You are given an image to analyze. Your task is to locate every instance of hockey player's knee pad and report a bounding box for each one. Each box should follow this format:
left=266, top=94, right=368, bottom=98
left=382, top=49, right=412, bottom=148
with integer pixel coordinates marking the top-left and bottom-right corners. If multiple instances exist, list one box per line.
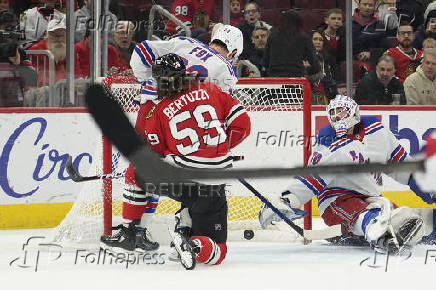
left=191, top=236, right=227, bottom=265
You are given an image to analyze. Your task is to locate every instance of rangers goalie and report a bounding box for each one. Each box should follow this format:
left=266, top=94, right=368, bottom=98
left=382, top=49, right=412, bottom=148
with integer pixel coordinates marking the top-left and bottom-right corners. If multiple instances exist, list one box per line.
left=259, top=95, right=436, bottom=253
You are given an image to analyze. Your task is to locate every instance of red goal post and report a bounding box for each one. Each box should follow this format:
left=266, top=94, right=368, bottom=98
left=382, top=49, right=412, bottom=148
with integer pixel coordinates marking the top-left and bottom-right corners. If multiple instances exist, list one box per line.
left=100, top=76, right=313, bottom=235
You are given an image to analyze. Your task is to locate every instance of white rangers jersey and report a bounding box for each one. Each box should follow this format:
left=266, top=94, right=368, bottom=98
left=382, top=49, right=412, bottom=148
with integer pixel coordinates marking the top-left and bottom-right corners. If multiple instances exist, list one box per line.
left=20, top=8, right=65, bottom=43
left=285, top=116, right=410, bottom=215
left=130, top=36, right=238, bottom=102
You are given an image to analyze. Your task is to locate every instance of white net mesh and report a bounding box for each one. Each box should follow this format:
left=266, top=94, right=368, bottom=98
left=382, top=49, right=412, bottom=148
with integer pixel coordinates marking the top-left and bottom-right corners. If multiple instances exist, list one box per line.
left=51, top=76, right=311, bottom=247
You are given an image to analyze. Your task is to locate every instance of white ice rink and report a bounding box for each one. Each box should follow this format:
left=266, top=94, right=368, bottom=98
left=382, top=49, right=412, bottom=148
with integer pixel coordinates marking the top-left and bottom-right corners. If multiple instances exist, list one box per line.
left=1, top=227, right=435, bottom=290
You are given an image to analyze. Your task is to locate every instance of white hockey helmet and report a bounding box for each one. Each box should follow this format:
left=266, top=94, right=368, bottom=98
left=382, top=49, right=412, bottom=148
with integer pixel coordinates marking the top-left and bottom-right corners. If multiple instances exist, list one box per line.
left=210, top=24, right=244, bottom=61
left=326, top=95, right=360, bottom=136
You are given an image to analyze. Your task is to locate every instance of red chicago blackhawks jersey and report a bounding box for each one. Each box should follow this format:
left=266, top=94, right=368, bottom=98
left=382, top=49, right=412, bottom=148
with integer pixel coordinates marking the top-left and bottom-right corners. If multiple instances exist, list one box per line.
left=125, top=82, right=250, bottom=185
left=386, top=46, right=423, bottom=83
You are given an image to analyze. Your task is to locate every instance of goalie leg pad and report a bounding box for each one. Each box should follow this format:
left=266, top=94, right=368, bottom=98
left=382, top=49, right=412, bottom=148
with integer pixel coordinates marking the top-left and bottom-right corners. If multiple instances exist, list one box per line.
left=191, top=236, right=227, bottom=265
left=321, top=194, right=369, bottom=234
left=390, top=207, right=424, bottom=247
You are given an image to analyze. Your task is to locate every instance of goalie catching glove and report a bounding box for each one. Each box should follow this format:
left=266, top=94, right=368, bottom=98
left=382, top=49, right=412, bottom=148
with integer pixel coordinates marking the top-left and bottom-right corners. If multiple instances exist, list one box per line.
left=258, top=191, right=307, bottom=229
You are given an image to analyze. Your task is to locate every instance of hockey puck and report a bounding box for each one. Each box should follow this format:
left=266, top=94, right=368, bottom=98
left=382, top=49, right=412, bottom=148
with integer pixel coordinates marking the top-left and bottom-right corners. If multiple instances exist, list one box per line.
left=244, top=230, right=254, bottom=240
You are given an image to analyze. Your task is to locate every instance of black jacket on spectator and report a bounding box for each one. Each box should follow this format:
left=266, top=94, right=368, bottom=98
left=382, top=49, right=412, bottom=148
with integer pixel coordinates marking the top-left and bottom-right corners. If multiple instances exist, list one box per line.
left=352, top=10, right=392, bottom=55
left=354, top=70, right=406, bottom=105
left=238, top=20, right=256, bottom=60
left=397, top=0, right=425, bottom=30
left=262, top=30, right=320, bottom=77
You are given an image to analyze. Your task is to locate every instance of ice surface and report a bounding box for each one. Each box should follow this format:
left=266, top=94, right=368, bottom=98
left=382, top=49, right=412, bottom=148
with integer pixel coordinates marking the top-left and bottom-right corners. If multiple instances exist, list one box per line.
left=1, top=228, right=435, bottom=290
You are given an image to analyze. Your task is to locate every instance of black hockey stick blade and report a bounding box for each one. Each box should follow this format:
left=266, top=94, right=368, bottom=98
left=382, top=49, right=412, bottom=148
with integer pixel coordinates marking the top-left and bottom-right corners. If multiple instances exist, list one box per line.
left=85, top=84, right=426, bottom=186
left=66, top=155, right=125, bottom=182
left=66, top=155, right=90, bottom=182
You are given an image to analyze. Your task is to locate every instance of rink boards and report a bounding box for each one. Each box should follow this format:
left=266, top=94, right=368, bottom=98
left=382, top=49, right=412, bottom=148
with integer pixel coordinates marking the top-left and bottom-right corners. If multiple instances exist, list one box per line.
left=0, top=106, right=436, bottom=229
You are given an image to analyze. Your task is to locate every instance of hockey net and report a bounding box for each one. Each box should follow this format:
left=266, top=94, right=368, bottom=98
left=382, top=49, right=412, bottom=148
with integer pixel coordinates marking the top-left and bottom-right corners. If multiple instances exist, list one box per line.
left=52, top=76, right=312, bottom=247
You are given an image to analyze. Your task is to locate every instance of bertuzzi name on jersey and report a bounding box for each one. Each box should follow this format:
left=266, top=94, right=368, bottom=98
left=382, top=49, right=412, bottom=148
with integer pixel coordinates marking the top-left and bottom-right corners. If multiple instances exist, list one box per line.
left=163, top=88, right=211, bottom=119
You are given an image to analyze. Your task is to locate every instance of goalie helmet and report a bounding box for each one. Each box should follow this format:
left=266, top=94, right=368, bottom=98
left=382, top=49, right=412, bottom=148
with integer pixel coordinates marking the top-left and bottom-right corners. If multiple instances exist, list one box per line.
left=326, top=95, right=360, bottom=136
left=211, top=24, right=244, bottom=61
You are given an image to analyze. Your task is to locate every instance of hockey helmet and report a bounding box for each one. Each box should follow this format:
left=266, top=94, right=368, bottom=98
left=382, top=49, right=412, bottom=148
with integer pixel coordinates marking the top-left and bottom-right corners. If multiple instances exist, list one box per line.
left=152, top=53, right=186, bottom=80
left=152, top=53, right=188, bottom=98
left=211, top=24, right=244, bottom=61
left=326, top=95, right=360, bottom=136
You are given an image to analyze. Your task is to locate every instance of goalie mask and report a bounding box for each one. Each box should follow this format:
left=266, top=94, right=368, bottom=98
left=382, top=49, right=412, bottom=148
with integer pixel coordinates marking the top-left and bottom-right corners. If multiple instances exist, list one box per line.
left=326, top=95, right=360, bottom=136
left=152, top=53, right=187, bottom=98
left=211, top=24, right=244, bottom=61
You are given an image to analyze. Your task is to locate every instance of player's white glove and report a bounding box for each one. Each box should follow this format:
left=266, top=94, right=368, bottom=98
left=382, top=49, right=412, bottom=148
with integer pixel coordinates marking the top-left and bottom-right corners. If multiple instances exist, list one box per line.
left=410, top=132, right=436, bottom=204
left=258, top=191, right=307, bottom=229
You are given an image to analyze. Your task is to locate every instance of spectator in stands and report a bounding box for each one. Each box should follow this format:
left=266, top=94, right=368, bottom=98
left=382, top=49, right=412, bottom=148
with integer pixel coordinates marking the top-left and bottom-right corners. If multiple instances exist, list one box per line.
left=397, top=0, right=425, bottom=30
left=75, top=27, right=128, bottom=78
left=423, top=36, right=436, bottom=49
left=191, top=9, right=209, bottom=39
left=239, top=23, right=269, bottom=77
left=0, top=0, right=9, bottom=11
left=352, top=0, right=391, bottom=63
left=404, top=48, right=436, bottom=104
left=220, top=0, right=244, bottom=27
left=28, top=18, right=80, bottom=86
left=20, top=0, right=65, bottom=44
left=110, top=20, right=136, bottom=67
left=413, top=6, right=436, bottom=50
left=385, top=22, right=423, bottom=83
left=318, top=8, right=346, bottom=64
left=238, top=1, right=271, bottom=59
left=354, top=55, right=406, bottom=104
left=74, top=0, right=117, bottom=43
left=0, top=9, right=18, bottom=30
left=0, top=32, right=24, bottom=106
left=262, top=9, right=320, bottom=78
left=165, top=0, right=217, bottom=35
left=376, top=0, right=399, bottom=35
left=309, top=30, right=339, bottom=104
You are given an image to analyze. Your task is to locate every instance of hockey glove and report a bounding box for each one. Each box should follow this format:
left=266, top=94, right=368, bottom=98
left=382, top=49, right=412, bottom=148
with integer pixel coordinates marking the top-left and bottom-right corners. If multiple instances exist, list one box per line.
left=258, top=193, right=307, bottom=229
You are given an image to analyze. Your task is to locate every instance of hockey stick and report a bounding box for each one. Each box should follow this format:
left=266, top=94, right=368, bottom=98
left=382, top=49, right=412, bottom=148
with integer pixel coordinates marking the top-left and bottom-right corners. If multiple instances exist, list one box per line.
left=238, top=178, right=342, bottom=240
left=65, top=155, right=244, bottom=183
left=84, top=84, right=427, bottom=187
left=65, top=156, right=125, bottom=182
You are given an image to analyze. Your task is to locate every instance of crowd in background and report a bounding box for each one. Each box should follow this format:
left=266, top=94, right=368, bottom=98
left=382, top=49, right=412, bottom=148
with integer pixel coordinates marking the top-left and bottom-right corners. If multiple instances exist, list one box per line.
left=1, top=0, right=436, bottom=107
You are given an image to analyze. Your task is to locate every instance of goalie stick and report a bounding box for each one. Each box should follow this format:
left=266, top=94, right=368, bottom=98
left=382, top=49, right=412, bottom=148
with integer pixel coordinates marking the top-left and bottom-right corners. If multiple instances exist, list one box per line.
left=238, top=178, right=342, bottom=240
left=84, top=84, right=426, bottom=187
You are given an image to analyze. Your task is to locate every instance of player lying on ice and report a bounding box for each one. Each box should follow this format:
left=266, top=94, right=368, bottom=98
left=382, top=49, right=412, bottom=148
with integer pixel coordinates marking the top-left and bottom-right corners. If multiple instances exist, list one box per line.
left=259, top=95, right=436, bottom=253
left=101, top=53, right=251, bottom=270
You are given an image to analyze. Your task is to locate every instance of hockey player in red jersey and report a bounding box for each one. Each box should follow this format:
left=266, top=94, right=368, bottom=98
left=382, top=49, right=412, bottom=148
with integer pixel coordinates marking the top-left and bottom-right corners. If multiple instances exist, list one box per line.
left=101, top=53, right=251, bottom=269
left=259, top=95, right=436, bottom=253
left=101, top=24, right=244, bottom=254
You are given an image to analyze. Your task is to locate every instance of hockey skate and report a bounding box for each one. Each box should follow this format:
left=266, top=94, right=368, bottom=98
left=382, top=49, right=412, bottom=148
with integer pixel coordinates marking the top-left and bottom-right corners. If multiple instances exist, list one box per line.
left=100, top=224, right=136, bottom=253
left=100, top=224, right=159, bottom=253
left=169, top=229, right=199, bottom=270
